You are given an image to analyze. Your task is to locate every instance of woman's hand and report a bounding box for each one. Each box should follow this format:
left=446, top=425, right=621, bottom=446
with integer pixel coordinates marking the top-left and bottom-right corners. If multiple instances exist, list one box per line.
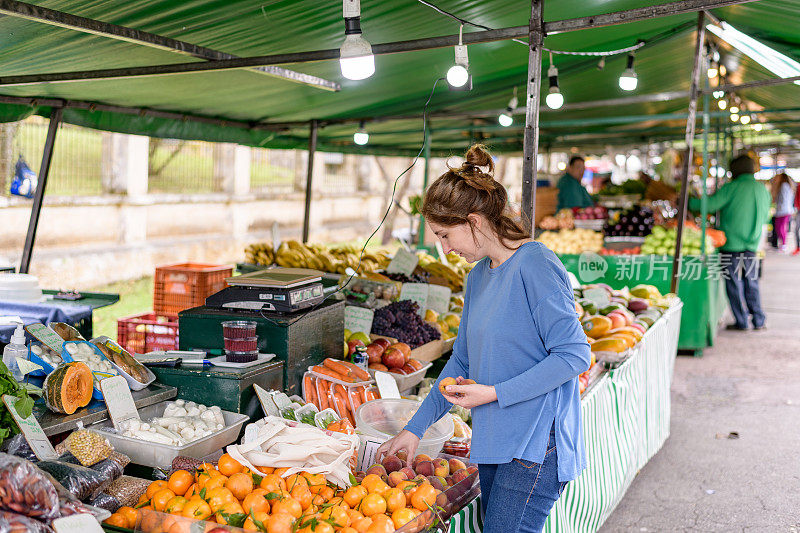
left=443, top=376, right=497, bottom=409
left=376, top=430, right=420, bottom=466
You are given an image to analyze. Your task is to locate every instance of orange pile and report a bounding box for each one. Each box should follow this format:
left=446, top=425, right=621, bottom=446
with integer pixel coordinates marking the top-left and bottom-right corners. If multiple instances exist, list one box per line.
left=104, top=454, right=444, bottom=533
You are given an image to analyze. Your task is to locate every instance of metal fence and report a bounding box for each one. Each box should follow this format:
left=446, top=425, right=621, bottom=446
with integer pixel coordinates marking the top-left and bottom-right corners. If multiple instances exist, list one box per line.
left=320, top=152, right=358, bottom=194
left=147, top=138, right=216, bottom=194
left=250, top=148, right=296, bottom=193
left=0, top=116, right=104, bottom=196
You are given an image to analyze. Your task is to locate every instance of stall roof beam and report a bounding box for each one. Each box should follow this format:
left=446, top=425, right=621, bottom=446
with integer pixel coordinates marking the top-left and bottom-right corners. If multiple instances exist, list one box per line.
left=0, top=0, right=339, bottom=91
left=0, top=0, right=755, bottom=88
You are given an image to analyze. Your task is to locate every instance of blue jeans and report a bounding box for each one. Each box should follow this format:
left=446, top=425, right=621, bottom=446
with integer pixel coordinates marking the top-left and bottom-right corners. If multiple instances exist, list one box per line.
left=478, top=429, right=565, bottom=533
left=722, top=251, right=765, bottom=328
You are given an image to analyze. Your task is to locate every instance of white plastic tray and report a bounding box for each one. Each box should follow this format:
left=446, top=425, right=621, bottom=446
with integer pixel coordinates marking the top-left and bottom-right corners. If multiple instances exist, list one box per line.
left=208, top=353, right=277, bottom=368
left=89, top=401, right=249, bottom=469
left=368, top=361, right=432, bottom=393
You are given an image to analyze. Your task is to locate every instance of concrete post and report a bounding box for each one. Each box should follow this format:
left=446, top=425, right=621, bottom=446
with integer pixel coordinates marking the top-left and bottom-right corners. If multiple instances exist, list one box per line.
left=233, top=145, right=251, bottom=197
left=101, top=133, right=149, bottom=196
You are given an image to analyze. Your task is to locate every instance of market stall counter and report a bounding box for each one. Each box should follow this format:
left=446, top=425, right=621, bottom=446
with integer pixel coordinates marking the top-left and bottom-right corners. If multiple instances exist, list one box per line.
left=35, top=382, right=177, bottom=436
left=558, top=253, right=724, bottom=355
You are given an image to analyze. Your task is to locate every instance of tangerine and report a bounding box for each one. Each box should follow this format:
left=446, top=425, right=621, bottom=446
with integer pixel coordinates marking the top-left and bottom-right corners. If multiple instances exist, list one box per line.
left=383, top=488, right=406, bottom=513
left=117, top=506, right=140, bottom=527
left=168, top=470, right=195, bottom=496
left=410, top=484, right=436, bottom=512
left=214, top=500, right=245, bottom=525
left=205, top=486, right=236, bottom=512
left=291, top=485, right=313, bottom=511
left=164, top=496, right=188, bottom=515
left=351, top=516, right=373, bottom=533
left=266, top=512, right=295, bottom=533
left=226, top=472, right=254, bottom=500
left=152, top=488, right=177, bottom=512
left=104, top=513, right=128, bottom=528
left=260, top=473, right=287, bottom=492
left=204, top=475, right=228, bottom=492
left=271, top=497, right=303, bottom=519
left=184, top=483, right=199, bottom=499
left=242, top=488, right=271, bottom=514
left=360, top=475, right=383, bottom=493
left=344, top=485, right=368, bottom=508
left=146, top=480, right=169, bottom=499
left=391, top=507, right=417, bottom=529
left=359, top=493, right=387, bottom=517
left=181, top=498, right=212, bottom=520
left=217, top=453, right=244, bottom=477
left=242, top=510, right=270, bottom=531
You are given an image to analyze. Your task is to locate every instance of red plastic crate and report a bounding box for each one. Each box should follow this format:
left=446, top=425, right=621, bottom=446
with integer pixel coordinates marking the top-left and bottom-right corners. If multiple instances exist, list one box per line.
left=153, top=262, right=233, bottom=315
left=117, top=312, right=179, bottom=354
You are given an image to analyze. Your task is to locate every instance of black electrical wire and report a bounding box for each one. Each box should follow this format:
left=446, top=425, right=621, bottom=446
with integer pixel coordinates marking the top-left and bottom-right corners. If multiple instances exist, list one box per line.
left=258, top=76, right=446, bottom=328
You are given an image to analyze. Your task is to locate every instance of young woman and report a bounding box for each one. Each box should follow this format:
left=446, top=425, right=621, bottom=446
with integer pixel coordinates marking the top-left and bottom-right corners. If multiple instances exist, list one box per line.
left=377, top=145, right=590, bottom=532
left=772, top=173, right=796, bottom=252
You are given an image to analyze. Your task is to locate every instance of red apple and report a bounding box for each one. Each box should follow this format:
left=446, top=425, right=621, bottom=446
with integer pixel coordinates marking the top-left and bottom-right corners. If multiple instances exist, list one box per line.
left=347, top=339, right=365, bottom=355
left=372, top=337, right=391, bottom=350
left=366, top=343, right=384, bottom=364
left=389, top=342, right=412, bottom=363
left=369, top=363, right=389, bottom=372
left=389, top=367, right=407, bottom=375
left=382, top=347, right=406, bottom=369
left=401, top=363, right=417, bottom=374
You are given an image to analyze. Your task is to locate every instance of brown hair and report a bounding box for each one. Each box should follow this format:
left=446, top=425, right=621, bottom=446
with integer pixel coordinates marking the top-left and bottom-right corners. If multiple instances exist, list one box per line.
left=422, top=144, right=530, bottom=249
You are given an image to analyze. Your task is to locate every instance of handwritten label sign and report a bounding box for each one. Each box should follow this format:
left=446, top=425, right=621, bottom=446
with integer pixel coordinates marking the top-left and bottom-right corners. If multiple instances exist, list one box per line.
left=387, top=248, right=419, bottom=277
left=357, top=437, right=384, bottom=472
left=2, top=394, right=58, bottom=460
left=100, top=376, right=139, bottom=429
left=426, top=284, right=452, bottom=315
left=16, top=357, right=42, bottom=376
left=53, top=513, right=104, bottom=533
left=344, top=306, right=375, bottom=335
left=400, top=283, right=429, bottom=316
left=254, top=384, right=281, bottom=417
left=374, top=371, right=401, bottom=400
left=25, top=323, right=65, bottom=354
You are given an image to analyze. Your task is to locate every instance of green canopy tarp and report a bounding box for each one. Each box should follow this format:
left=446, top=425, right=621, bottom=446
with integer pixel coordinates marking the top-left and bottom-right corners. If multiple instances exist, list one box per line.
left=0, top=0, right=797, bottom=154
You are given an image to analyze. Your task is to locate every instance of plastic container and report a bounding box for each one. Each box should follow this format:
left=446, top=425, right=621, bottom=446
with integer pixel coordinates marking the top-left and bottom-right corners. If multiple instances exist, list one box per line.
left=90, top=336, right=156, bottom=391
left=89, top=401, right=249, bottom=469
left=154, top=263, right=233, bottom=315
left=117, top=312, right=179, bottom=354
left=0, top=273, right=42, bottom=302
left=2, top=324, right=27, bottom=380
left=221, top=320, right=257, bottom=339
left=355, top=398, right=453, bottom=458
left=28, top=343, right=60, bottom=376
left=303, top=371, right=375, bottom=427
left=224, top=336, right=258, bottom=352
left=224, top=350, right=258, bottom=363
left=368, top=361, right=432, bottom=393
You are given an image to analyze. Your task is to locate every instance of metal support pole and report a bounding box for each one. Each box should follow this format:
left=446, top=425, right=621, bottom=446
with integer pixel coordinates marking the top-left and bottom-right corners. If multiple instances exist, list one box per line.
left=700, top=58, right=710, bottom=255
left=521, top=0, right=543, bottom=234
left=19, top=107, right=62, bottom=273
left=418, top=117, right=431, bottom=247
left=302, top=120, right=318, bottom=244
left=714, top=116, right=722, bottom=221
left=671, top=12, right=705, bottom=294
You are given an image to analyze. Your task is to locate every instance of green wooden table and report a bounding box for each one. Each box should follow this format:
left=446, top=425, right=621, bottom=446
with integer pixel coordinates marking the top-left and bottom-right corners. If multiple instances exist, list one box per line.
left=147, top=360, right=284, bottom=420
left=558, top=254, right=726, bottom=355
left=41, top=289, right=120, bottom=339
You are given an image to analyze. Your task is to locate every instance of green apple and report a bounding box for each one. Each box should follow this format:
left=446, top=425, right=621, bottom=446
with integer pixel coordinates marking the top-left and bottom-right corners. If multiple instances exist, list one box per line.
left=348, top=331, right=371, bottom=345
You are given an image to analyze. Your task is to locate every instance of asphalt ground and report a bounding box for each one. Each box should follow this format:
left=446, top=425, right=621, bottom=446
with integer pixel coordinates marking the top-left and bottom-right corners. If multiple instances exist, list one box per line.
left=600, top=248, right=800, bottom=532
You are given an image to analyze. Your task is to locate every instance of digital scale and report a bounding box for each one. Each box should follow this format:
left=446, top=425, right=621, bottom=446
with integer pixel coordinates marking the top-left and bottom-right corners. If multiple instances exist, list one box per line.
left=205, top=268, right=325, bottom=313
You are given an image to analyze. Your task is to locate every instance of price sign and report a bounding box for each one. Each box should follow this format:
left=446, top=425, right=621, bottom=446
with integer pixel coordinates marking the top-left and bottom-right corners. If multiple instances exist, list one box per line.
left=426, top=284, right=452, bottom=315
left=2, top=394, right=58, bottom=460
left=25, top=323, right=65, bottom=354
left=254, top=384, right=281, bottom=417
left=357, top=437, right=384, bottom=472
left=374, top=371, right=401, bottom=400
left=100, top=376, right=139, bottom=429
left=16, top=357, right=42, bottom=376
left=399, top=283, right=429, bottom=316
left=387, top=248, right=419, bottom=277
left=53, top=514, right=104, bottom=533
left=344, top=306, right=375, bottom=335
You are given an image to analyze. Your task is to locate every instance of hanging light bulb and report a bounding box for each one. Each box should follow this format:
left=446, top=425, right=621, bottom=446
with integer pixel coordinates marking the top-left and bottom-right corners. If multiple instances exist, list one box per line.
left=739, top=114, right=751, bottom=124
left=730, top=113, right=740, bottom=122
left=718, top=99, right=727, bottom=110
left=545, top=52, right=564, bottom=109
left=498, top=88, right=518, bottom=127
left=446, top=25, right=470, bottom=88
left=713, top=90, right=725, bottom=99
left=339, top=0, right=375, bottom=80
left=752, top=122, right=763, bottom=132
left=730, top=105, right=739, bottom=114
left=353, top=121, right=369, bottom=145
left=708, top=62, right=718, bottom=78
left=618, top=50, right=638, bottom=91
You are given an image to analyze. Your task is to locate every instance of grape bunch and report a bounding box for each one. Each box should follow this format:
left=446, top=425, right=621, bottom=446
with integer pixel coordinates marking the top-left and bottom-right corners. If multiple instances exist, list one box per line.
left=382, top=271, right=430, bottom=284
left=372, top=300, right=441, bottom=348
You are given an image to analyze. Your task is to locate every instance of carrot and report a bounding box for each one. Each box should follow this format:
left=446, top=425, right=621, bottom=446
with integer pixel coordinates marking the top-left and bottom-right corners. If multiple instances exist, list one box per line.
left=358, top=385, right=369, bottom=404
left=337, top=360, right=370, bottom=381
left=311, top=365, right=355, bottom=383
left=366, top=387, right=379, bottom=401
left=348, top=386, right=363, bottom=412
left=304, top=374, right=317, bottom=406
left=315, top=379, right=330, bottom=410
left=323, top=358, right=354, bottom=377
left=333, top=384, right=353, bottom=424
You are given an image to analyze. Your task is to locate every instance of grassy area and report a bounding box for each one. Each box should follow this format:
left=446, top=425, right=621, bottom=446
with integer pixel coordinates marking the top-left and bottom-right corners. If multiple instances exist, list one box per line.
left=90, top=277, right=154, bottom=341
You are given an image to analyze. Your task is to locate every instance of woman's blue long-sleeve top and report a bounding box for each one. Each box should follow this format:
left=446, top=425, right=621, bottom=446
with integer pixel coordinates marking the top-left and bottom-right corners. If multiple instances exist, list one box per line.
left=405, top=242, right=590, bottom=481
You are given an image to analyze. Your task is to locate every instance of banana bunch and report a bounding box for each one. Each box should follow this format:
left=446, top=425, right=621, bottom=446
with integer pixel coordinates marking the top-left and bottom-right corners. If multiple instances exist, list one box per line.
left=245, top=242, right=275, bottom=266
left=419, top=261, right=465, bottom=292
left=256, top=240, right=390, bottom=275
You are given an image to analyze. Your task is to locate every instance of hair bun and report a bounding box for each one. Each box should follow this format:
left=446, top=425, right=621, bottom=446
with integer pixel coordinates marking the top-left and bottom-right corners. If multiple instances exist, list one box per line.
left=465, top=144, right=495, bottom=174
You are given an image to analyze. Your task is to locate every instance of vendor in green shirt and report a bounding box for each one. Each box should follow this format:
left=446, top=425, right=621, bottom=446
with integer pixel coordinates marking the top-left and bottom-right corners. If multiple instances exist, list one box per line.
left=556, top=156, right=594, bottom=211
left=688, top=154, right=771, bottom=331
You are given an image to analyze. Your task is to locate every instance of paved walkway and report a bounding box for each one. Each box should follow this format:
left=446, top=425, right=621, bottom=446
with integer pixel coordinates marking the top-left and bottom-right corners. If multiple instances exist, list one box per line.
left=601, top=248, right=800, bottom=532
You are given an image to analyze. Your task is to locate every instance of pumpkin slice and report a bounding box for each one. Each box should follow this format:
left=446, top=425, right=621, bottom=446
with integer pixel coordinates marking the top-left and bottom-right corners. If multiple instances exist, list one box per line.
left=43, top=362, right=94, bottom=414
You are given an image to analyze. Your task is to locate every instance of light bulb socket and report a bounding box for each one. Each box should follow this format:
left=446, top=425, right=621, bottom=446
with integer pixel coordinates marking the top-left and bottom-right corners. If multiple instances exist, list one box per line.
left=454, top=45, right=469, bottom=69
left=344, top=16, right=362, bottom=35
left=626, top=52, right=635, bottom=70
